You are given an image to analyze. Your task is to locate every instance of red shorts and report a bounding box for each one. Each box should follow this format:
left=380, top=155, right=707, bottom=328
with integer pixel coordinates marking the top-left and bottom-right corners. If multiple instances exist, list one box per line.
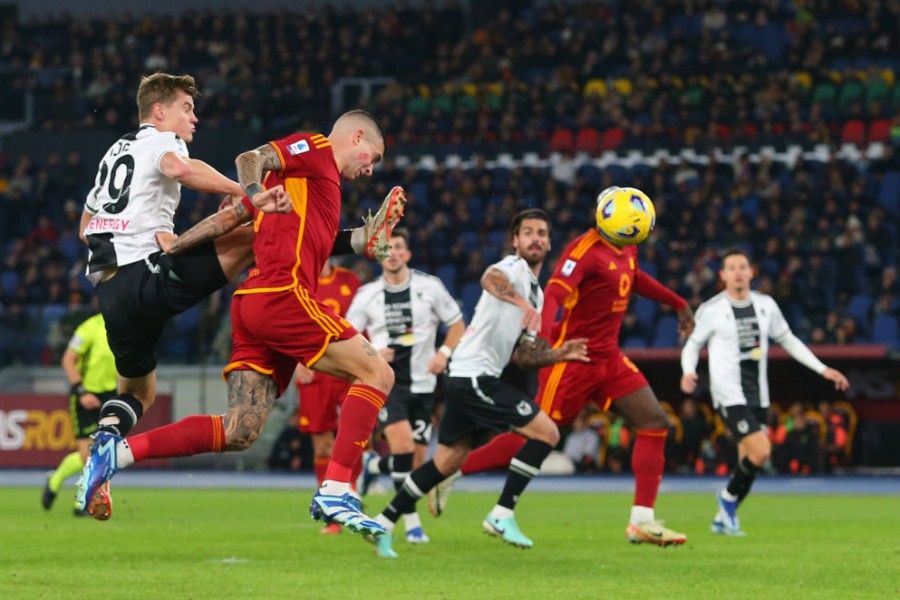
left=224, top=288, right=357, bottom=394
left=297, top=374, right=350, bottom=434
left=536, top=350, right=648, bottom=426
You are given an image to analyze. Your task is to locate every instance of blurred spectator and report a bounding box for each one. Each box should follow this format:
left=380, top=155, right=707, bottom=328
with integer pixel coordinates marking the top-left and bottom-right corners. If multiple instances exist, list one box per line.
left=818, top=400, right=849, bottom=473
left=267, top=411, right=309, bottom=472
left=775, top=402, right=821, bottom=474
left=563, top=408, right=601, bottom=473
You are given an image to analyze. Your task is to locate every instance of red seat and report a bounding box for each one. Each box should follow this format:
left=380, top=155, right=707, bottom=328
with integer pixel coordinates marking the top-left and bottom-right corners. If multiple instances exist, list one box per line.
left=869, top=118, right=891, bottom=143
left=574, top=127, right=602, bottom=154
left=840, top=119, right=866, bottom=145
left=599, top=127, right=624, bottom=151
left=548, top=128, right=574, bottom=153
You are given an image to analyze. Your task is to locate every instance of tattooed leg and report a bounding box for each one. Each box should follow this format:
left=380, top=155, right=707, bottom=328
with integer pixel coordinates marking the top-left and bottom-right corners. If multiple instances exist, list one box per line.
left=223, top=370, right=279, bottom=450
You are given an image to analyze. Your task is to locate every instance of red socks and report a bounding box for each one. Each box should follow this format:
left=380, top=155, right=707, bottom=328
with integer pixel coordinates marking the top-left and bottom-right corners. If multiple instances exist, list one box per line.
left=632, top=428, right=667, bottom=508
left=325, top=385, right=385, bottom=482
left=460, top=432, right=526, bottom=475
left=128, top=415, right=225, bottom=462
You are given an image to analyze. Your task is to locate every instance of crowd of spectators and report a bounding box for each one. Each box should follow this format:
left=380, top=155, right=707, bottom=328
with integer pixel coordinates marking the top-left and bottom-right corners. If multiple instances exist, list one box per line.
left=2, top=1, right=900, bottom=368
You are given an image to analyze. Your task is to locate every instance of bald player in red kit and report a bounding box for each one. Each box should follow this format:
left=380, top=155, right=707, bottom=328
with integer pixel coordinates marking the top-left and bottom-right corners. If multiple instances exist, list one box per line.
left=438, top=187, right=694, bottom=546
left=78, top=110, right=404, bottom=538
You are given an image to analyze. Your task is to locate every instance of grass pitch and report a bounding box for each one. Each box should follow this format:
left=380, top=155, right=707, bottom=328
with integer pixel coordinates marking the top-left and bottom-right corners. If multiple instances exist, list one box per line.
left=1, top=485, right=896, bottom=599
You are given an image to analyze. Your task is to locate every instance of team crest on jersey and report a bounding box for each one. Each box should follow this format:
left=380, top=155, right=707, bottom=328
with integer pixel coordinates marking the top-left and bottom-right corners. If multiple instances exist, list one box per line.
left=287, top=140, right=310, bottom=155
left=561, top=259, right=577, bottom=276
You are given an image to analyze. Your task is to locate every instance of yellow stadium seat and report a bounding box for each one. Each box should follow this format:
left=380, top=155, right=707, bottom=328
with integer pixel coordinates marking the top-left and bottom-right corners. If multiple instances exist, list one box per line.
left=612, top=77, right=633, bottom=96
left=583, top=78, right=607, bottom=98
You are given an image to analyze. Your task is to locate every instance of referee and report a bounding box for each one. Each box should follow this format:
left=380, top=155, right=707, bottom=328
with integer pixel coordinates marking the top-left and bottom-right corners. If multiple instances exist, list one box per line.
left=680, top=248, right=848, bottom=535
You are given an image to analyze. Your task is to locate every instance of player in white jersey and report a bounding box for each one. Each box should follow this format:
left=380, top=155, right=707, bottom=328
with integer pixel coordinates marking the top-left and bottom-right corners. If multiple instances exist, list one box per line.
left=79, top=73, right=289, bottom=468
left=680, top=248, right=848, bottom=535
left=347, top=228, right=466, bottom=543
left=363, top=209, right=589, bottom=558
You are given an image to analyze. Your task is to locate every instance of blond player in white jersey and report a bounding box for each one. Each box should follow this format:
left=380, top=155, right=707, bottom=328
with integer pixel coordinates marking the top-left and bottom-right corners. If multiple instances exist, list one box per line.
left=681, top=247, right=848, bottom=535
left=78, top=73, right=289, bottom=471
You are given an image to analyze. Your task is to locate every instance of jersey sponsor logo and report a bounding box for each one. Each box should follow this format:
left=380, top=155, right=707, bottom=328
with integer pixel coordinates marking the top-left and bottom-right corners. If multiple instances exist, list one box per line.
left=561, top=259, right=577, bottom=276
left=287, top=140, right=310, bottom=155
left=85, top=217, right=131, bottom=232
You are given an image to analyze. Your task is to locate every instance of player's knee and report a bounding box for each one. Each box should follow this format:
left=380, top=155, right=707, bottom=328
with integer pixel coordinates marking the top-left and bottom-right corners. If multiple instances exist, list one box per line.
left=535, top=418, right=560, bottom=446
left=367, top=359, right=394, bottom=394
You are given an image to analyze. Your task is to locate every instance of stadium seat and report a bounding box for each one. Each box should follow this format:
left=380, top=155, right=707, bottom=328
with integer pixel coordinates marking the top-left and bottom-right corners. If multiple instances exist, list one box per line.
left=574, top=127, right=602, bottom=155
left=460, top=282, right=483, bottom=320
left=840, top=120, right=866, bottom=146
left=549, top=128, right=574, bottom=153
left=652, top=315, right=679, bottom=348
left=846, top=294, right=873, bottom=333
left=871, top=313, right=899, bottom=348
left=876, top=171, right=900, bottom=217
left=633, top=297, right=658, bottom=325
left=811, top=82, right=838, bottom=107
left=868, top=119, right=892, bottom=143
left=600, top=127, right=624, bottom=151
left=583, top=79, right=607, bottom=98
left=435, top=264, right=458, bottom=296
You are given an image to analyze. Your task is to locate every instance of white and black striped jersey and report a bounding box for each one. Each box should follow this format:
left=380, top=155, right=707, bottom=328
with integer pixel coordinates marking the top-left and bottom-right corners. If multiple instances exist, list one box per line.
left=83, top=124, right=189, bottom=278
left=347, top=269, right=463, bottom=394
left=450, top=255, right=543, bottom=379
left=682, top=291, right=795, bottom=409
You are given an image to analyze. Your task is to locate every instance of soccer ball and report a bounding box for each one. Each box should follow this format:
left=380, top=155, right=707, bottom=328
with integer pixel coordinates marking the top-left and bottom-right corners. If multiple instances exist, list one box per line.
left=594, top=186, right=656, bottom=246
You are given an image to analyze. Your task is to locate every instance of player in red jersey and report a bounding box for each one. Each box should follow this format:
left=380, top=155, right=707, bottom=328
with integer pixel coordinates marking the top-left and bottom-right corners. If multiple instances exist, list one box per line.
left=294, top=258, right=362, bottom=535
left=437, top=188, right=694, bottom=546
left=77, top=111, right=404, bottom=537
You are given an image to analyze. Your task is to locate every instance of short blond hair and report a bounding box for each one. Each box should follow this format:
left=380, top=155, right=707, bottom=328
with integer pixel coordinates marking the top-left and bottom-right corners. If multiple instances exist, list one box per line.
left=136, top=73, right=199, bottom=121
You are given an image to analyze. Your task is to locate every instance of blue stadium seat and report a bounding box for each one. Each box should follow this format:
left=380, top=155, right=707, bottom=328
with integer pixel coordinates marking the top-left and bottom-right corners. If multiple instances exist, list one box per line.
left=846, top=294, right=873, bottom=333
left=871, top=313, right=899, bottom=348
left=460, top=282, right=483, bottom=321
left=876, top=171, right=900, bottom=217
left=435, top=264, right=458, bottom=296
left=59, top=236, right=85, bottom=266
left=652, top=315, right=679, bottom=348
left=0, top=270, right=19, bottom=293
left=633, top=297, right=658, bottom=326
left=622, top=335, right=648, bottom=348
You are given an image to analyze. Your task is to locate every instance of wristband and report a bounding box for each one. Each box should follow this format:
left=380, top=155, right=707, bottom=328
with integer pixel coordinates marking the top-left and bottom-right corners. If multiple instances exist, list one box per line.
left=244, top=182, right=264, bottom=199
left=70, top=382, right=86, bottom=397
left=438, top=345, right=453, bottom=359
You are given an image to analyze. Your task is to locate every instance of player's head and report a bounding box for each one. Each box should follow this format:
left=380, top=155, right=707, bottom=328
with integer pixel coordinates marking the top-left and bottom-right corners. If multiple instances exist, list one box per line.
left=329, top=110, right=385, bottom=180
left=510, top=208, right=551, bottom=267
left=381, top=227, right=411, bottom=275
left=719, top=247, right=753, bottom=294
left=137, top=73, right=200, bottom=142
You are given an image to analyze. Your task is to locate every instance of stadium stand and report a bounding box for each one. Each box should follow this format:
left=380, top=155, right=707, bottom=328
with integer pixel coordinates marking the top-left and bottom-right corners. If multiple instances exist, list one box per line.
left=1, top=0, right=900, bottom=366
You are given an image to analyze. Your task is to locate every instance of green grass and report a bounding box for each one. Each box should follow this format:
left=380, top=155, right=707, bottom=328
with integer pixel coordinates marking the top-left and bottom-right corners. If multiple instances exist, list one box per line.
left=1, top=486, right=897, bottom=599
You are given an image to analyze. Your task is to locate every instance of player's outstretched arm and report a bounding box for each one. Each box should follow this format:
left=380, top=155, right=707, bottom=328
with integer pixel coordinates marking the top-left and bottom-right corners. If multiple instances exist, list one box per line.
left=516, top=336, right=590, bottom=370
left=481, top=267, right=541, bottom=334
left=156, top=197, right=253, bottom=255
left=822, top=367, right=850, bottom=391
left=159, top=152, right=243, bottom=197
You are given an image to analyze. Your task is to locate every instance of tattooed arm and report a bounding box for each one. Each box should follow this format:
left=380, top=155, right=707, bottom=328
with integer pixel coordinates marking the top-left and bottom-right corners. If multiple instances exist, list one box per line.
left=515, top=335, right=590, bottom=370
left=234, top=143, right=290, bottom=210
left=156, top=197, right=252, bottom=255
left=481, top=267, right=542, bottom=334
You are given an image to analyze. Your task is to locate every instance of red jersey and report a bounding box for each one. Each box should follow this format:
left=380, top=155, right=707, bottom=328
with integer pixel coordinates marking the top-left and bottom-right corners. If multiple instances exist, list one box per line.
left=237, top=132, right=341, bottom=295
left=316, top=266, right=361, bottom=316
left=542, top=229, right=686, bottom=356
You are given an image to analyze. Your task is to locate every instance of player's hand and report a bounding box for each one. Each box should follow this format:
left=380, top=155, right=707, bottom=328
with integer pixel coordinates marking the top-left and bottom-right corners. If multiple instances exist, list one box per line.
left=379, top=347, right=395, bottom=363
left=823, top=367, right=849, bottom=391
left=295, top=364, right=315, bottom=385
left=520, top=305, right=542, bottom=335
left=558, top=338, right=590, bottom=363
left=677, top=305, right=695, bottom=341
left=155, top=231, right=177, bottom=253
left=680, top=373, right=698, bottom=394
left=218, top=195, right=238, bottom=212
left=252, top=184, right=292, bottom=214
left=427, top=352, right=448, bottom=374
left=79, top=392, right=101, bottom=410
